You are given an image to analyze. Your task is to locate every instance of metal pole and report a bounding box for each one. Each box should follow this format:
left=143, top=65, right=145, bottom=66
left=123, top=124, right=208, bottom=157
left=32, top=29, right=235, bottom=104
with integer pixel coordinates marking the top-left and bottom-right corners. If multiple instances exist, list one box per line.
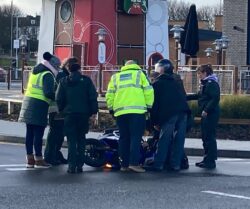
left=15, top=16, right=18, bottom=79
left=175, top=40, right=178, bottom=72
left=98, top=63, right=103, bottom=97
left=10, top=0, right=13, bottom=58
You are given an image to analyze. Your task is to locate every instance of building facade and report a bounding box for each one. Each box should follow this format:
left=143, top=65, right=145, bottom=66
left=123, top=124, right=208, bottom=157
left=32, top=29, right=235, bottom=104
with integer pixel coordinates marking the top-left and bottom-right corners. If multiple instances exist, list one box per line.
left=53, top=0, right=169, bottom=66
left=223, top=0, right=248, bottom=66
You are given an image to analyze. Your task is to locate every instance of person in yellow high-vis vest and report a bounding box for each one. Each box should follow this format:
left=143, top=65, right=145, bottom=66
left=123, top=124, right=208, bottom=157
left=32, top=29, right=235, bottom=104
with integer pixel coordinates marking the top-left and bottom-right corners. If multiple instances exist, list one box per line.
left=19, top=52, right=61, bottom=169
left=106, top=60, right=154, bottom=173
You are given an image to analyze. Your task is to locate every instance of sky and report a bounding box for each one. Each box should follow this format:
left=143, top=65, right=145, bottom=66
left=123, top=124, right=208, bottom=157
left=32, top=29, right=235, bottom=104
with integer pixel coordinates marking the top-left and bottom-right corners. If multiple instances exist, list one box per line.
left=0, top=0, right=222, bottom=16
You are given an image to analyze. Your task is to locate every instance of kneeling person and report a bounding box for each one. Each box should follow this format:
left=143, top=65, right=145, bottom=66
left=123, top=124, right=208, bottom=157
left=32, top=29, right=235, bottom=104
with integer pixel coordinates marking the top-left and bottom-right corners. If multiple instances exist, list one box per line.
left=56, top=64, right=98, bottom=173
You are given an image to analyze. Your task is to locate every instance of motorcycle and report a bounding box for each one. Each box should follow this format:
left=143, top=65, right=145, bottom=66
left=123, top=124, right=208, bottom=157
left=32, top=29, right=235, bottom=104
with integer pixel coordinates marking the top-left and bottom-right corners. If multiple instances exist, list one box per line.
left=84, top=128, right=158, bottom=169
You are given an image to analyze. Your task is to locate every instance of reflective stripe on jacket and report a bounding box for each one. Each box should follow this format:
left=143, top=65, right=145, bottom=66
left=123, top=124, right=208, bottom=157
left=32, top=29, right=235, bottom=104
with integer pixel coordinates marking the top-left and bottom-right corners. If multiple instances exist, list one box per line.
left=25, top=71, right=54, bottom=104
left=105, top=64, right=154, bottom=117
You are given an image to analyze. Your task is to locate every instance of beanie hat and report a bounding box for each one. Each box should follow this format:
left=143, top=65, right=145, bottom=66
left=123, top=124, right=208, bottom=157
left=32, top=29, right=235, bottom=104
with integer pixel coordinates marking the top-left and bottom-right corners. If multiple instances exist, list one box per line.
left=43, top=52, right=53, bottom=61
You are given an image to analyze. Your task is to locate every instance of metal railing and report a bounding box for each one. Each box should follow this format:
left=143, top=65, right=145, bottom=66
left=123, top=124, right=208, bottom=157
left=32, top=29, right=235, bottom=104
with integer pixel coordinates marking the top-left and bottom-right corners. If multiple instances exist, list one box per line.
left=20, top=64, right=242, bottom=96
left=239, top=66, right=250, bottom=95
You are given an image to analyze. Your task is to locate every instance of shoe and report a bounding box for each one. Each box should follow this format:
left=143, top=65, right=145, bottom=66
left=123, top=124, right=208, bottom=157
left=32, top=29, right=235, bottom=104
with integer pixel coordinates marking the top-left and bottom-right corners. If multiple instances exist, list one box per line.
left=128, top=165, right=146, bottom=173
left=120, top=167, right=130, bottom=172
left=59, top=158, right=68, bottom=164
left=26, top=154, right=35, bottom=168
left=34, top=156, right=51, bottom=168
left=195, top=160, right=204, bottom=167
left=196, top=161, right=216, bottom=169
left=44, top=159, right=60, bottom=166
left=76, top=167, right=83, bottom=173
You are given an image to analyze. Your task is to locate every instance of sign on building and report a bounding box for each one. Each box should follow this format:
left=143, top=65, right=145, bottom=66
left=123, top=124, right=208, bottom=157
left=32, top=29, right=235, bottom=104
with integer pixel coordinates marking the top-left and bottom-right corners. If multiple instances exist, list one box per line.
left=123, top=0, right=148, bottom=15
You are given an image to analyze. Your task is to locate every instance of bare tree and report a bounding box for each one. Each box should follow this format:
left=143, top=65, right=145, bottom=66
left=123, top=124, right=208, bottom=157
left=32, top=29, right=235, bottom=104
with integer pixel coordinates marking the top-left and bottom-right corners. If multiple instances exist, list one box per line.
left=167, top=0, right=223, bottom=30
left=0, top=4, right=22, bottom=53
left=197, top=4, right=222, bottom=30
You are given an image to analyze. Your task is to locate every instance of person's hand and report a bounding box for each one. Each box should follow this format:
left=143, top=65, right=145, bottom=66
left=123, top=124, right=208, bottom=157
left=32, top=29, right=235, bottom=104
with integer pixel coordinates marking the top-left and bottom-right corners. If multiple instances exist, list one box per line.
left=201, top=111, right=208, bottom=118
left=154, top=125, right=160, bottom=131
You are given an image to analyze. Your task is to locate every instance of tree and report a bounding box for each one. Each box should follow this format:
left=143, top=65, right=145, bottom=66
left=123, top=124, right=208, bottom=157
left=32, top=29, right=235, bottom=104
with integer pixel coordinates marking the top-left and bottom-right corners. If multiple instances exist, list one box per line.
left=168, top=0, right=223, bottom=30
left=0, top=4, right=22, bottom=54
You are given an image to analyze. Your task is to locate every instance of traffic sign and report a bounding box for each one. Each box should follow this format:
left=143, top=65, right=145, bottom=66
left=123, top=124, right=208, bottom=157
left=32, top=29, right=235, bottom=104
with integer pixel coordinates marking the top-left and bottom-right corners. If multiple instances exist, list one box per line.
left=13, top=39, right=19, bottom=49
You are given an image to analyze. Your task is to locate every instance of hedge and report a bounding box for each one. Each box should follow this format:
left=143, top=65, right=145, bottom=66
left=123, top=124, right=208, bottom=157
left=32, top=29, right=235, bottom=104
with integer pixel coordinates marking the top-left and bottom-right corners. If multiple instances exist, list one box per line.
left=188, top=95, right=250, bottom=119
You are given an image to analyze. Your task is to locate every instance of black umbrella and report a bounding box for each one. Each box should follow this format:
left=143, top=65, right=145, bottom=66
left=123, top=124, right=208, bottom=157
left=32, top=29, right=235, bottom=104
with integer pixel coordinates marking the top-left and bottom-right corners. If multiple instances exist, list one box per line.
left=180, top=4, right=199, bottom=60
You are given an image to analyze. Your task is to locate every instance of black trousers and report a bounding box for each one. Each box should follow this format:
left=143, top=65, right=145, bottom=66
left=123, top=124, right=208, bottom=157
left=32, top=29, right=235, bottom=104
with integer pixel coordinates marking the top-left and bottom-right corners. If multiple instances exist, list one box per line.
left=116, top=114, right=146, bottom=167
left=201, top=109, right=220, bottom=162
left=44, top=113, right=65, bottom=163
left=64, top=114, right=89, bottom=169
left=26, top=124, right=45, bottom=156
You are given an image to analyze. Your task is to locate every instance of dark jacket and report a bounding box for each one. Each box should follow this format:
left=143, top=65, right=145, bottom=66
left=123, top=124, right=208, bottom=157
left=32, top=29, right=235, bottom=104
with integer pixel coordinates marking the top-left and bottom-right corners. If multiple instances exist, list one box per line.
left=187, top=74, right=220, bottom=113
left=56, top=71, right=98, bottom=116
left=151, top=73, right=190, bottom=126
left=18, top=64, right=55, bottom=126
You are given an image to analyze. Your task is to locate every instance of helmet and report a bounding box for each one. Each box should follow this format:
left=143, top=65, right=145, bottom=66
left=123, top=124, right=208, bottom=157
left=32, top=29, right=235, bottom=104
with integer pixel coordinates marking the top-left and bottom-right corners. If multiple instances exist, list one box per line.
left=157, top=59, right=174, bottom=74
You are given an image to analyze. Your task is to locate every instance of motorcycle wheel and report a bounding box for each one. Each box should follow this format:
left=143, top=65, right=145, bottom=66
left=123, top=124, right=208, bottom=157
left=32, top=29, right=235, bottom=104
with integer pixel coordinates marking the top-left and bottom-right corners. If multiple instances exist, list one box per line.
left=84, top=138, right=106, bottom=167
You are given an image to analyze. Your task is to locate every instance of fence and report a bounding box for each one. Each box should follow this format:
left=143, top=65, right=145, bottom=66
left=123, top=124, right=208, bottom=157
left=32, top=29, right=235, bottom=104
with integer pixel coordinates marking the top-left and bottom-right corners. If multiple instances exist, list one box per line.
left=18, top=64, right=247, bottom=95
left=239, top=66, right=250, bottom=94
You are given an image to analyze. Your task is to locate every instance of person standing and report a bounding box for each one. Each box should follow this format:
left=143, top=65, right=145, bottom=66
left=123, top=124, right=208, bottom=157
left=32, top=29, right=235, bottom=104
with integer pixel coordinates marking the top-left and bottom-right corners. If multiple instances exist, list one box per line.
left=19, top=52, right=61, bottom=168
left=56, top=63, right=98, bottom=173
left=187, top=64, right=220, bottom=169
left=44, top=57, right=78, bottom=165
left=106, top=60, right=154, bottom=173
left=149, top=59, right=190, bottom=171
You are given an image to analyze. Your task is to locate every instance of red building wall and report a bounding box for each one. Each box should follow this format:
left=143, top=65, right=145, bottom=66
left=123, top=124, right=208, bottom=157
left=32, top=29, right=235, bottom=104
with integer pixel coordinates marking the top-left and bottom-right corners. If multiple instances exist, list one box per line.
left=73, top=0, right=117, bottom=65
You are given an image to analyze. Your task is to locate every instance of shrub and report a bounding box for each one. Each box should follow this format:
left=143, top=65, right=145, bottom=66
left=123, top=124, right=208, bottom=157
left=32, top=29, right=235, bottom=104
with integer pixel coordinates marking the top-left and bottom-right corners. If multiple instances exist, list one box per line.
left=188, top=95, right=250, bottom=119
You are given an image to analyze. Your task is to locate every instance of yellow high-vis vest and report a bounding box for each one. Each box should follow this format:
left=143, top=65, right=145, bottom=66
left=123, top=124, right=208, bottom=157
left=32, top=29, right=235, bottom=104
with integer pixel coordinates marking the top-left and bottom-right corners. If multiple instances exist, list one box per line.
left=25, top=71, right=53, bottom=104
left=105, top=64, right=154, bottom=117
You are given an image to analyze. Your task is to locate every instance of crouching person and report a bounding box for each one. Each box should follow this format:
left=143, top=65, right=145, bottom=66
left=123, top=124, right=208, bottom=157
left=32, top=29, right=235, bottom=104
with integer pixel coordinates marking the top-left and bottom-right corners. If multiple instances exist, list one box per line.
left=56, top=64, right=98, bottom=173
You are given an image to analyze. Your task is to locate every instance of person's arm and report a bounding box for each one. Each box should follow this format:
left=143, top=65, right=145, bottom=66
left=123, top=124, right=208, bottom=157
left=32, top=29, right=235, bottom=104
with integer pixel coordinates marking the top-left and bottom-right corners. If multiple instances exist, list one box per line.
left=105, top=74, right=116, bottom=114
left=203, top=82, right=220, bottom=113
left=87, top=77, right=98, bottom=115
left=55, top=80, right=66, bottom=112
left=43, top=73, right=55, bottom=100
left=150, top=83, right=159, bottom=126
left=141, top=72, right=154, bottom=109
left=186, top=93, right=199, bottom=101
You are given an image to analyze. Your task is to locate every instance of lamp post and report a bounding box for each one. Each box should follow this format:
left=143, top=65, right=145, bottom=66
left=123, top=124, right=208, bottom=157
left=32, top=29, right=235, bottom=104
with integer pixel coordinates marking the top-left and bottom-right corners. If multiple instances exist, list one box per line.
left=95, top=28, right=107, bottom=97
left=170, top=25, right=184, bottom=72
left=221, top=35, right=230, bottom=65
left=204, top=47, right=214, bottom=64
left=213, top=38, right=222, bottom=65
left=19, top=34, right=28, bottom=93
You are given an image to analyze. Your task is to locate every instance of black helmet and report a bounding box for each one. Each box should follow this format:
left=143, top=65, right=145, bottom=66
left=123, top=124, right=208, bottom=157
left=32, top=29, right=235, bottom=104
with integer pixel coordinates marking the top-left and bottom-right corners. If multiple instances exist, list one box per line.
left=157, top=59, right=174, bottom=74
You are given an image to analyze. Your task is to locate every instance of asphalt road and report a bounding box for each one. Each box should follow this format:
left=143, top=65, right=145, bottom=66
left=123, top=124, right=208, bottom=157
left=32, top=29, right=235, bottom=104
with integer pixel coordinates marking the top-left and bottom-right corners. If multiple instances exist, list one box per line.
left=1, top=142, right=250, bottom=209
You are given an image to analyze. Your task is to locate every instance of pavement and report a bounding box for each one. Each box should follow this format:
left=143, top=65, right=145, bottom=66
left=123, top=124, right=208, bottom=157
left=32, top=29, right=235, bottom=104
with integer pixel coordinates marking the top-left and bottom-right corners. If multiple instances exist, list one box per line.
left=0, top=119, right=250, bottom=159
left=1, top=143, right=250, bottom=209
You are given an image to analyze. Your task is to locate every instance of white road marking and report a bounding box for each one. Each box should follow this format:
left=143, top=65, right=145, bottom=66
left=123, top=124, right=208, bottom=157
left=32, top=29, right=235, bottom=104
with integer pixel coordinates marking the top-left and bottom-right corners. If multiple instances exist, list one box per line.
left=6, top=168, right=36, bottom=171
left=202, top=191, right=250, bottom=200
left=0, top=164, right=26, bottom=167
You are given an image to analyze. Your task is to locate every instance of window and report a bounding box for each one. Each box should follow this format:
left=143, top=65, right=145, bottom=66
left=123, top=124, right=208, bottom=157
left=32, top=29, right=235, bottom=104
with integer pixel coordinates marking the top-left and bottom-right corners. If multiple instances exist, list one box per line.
left=60, top=0, right=72, bottom=23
